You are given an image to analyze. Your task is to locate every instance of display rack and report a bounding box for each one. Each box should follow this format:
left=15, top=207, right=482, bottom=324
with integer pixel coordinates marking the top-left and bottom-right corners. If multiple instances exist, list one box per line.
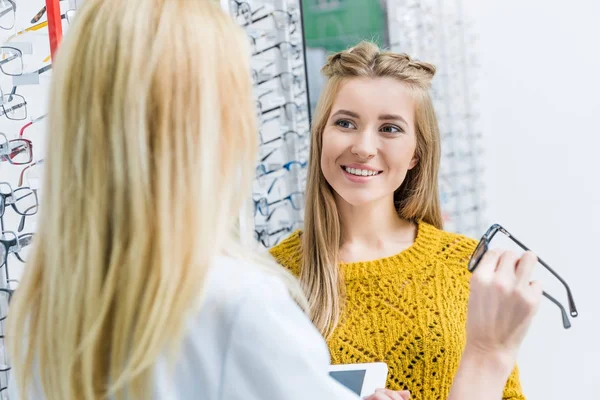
left=388, top=0, right=485, bottom=238
left=225, top=0, right=311, bottom=249
left=0, top=0, right=68, bottom=396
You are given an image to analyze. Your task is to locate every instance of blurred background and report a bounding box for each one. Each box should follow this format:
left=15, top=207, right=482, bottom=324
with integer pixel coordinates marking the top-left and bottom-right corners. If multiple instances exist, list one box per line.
left=0, top=0, right=598, bottom=398
left=464, top=1, right=599, bottom=398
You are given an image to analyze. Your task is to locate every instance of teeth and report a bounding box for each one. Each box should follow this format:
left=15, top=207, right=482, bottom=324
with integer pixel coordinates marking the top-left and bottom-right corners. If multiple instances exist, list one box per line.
left=344, top=167, right=379, bottom=177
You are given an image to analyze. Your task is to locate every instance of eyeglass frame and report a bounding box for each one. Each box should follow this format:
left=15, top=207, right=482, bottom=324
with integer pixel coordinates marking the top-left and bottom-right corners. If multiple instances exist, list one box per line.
left=19, top=114, right=48, bottom=138
left=261, top=129, right=306, bottom=146
left=261, top=100, right=306, bottom=122
left=0, top=0, right=16, bottom=30
left=0, top=231, right=34, bottom=282
left=2, top=65, right=52, bottom=107
left=18, top=158, right=44, bottom=187
left=468, top=223, right=578, bottom=329
left=252, top=61, right=274, bottom=85
left=0, top=45, right=23, bottom=76
left=256, top=159, right=307, bottom=178
left=254, top=190, right=305, bottom=218
left=252, top=40, right=301, bottom=61
left=254, top=223, right=299, bottom=248
left=0, top=182, right=39, bottom=232
left=0, top=133, right=33, bottom=165
left=230, top=0, right=264, bottom=25
left=4, top=9, right=74, bottom=65
left=0, top=93, right=27, bottom=121
left=257, top=71, right=304, bottom=92
left=244, top=9, right=299, bottom=35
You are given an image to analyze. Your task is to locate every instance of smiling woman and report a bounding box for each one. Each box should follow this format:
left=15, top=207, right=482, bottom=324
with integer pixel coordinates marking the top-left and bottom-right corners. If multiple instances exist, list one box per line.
left=321, top=77, right=419, bottom=206
left=270, top=41, right=527, bottom=400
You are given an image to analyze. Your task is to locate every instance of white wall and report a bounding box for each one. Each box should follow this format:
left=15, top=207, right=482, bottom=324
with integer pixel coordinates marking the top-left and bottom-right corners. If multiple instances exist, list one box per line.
left=463, top=0, right=600, bottom=398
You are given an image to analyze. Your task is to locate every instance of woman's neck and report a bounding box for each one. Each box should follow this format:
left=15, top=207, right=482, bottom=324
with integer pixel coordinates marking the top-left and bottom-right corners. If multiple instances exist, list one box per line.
left=336, top=194, right=416, bottom=251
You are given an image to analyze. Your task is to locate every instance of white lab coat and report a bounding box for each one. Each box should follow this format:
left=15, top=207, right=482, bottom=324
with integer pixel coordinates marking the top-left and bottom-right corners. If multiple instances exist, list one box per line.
left=9, top=256, right=359, bottom=399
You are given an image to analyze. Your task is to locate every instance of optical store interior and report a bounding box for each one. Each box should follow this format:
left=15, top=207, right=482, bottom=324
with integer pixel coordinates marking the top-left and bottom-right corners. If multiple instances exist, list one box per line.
left=0, top=0, right=597, bottom=399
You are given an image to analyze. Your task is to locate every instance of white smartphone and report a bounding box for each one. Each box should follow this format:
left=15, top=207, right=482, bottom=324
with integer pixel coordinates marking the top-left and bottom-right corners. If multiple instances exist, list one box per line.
left=328, top=362, right=389, bottom=397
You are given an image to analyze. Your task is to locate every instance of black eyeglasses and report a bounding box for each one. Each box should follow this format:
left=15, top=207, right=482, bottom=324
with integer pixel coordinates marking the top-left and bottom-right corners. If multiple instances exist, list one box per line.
left=253, top=41, right=301, bottom=61
left=261, top=101, right=306, bottom=123
left=261, top=129, right=306, bottom=146
left=230, top=0, right=262, bottom=25
left=244, top=9, right=299, bottom=34
left=0, top=182, right=39, bottom=232
left=254, top=224, right=298, bottom=248
left=254, top=191, right=305, bottom=219
left=252, top=61, right=274, bottom=85
left=469, top=224, right=578, bottom=329
left=0, top=231, right=34, bottom=282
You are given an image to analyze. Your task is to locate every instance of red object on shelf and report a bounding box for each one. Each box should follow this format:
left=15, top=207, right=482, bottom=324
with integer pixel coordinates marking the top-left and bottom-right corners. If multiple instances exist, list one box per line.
left=45, top=0, right=63, bottom=60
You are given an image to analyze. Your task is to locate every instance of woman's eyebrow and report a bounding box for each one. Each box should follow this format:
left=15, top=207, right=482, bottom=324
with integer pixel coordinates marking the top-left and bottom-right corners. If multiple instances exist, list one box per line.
left=379, top=114, right=408, bottom=125
left=331, top=109, right=360, bottom=119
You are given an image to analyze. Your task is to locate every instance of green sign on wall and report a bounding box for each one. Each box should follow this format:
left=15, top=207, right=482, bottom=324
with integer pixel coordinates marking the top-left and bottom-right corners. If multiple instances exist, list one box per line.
left=301, top=0, right=389, bottom=52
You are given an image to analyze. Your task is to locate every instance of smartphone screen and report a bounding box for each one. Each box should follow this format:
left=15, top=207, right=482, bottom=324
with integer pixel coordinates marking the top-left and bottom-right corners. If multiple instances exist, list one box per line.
left=329, top=369, right=366, bottom=395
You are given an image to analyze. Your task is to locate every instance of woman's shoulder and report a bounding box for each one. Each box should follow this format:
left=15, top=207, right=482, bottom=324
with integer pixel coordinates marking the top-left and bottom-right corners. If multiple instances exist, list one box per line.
left=163, top=255, right=330, bottom=399
left=201, top=256, right=287, bottom=312
left=268, top=230, right=303, bottom=276
left=419, top=221, right=479, bottom=268
left=186, top=255, right=305, bottom=350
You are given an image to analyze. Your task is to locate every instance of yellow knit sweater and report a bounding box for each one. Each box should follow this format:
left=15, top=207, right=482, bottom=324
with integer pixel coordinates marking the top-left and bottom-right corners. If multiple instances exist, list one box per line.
left=270, top=221, right=525, bottom=400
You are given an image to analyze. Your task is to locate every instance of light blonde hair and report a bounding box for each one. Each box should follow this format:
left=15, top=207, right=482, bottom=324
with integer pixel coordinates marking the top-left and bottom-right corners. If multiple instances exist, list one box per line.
left=6, top=0, right=305, bottom=399
left=302, top=41, right=443, bottom=337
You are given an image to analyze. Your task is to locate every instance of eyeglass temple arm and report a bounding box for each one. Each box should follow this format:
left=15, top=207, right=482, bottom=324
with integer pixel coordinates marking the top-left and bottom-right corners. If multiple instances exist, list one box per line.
left=18, top=205, right=37, bottom=233
left=0, top=52, right=19, bottom=66
left=0, top=101, right=26, bottom=117
left=0, top=6, right=13, bottom=20
left=31, top=5, right=47, bottom=23
left=507, top=230, right=578, bottom=318
left=18, top=214, right=25, bottom=232
left=20, top=121, right=33, bottom=137
left=543, top=291, right=571, bottom=329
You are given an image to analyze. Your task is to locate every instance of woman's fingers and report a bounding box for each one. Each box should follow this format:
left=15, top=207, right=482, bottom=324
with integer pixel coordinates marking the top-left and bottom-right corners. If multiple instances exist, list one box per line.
left=374, top=388, right=410, bottom=400
left=466, top=247, right=544, bottom=362
left=472, top=248, right=502, bottom=282
left=495, top=250, right=519, bottom=279
left=515, top=251, right=538, bottom=288
left=397, top=390, right=411, bottom=400
left=364, top=391, right=391, bottom=400
left=365, top=389, right=410, bottom=400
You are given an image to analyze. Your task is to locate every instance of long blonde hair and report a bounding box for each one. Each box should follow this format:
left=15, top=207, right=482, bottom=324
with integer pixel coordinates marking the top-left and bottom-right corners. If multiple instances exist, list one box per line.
left=302, top=41, right=443, bottom=337
left=6, top=1, right=304, bottom=399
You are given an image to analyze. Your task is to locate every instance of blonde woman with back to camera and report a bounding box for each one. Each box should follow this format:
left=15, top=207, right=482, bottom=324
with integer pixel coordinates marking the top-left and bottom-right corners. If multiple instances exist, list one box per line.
left=270, top=42, right=540, bottom=399
left=5, top=1, right=541, bottom=400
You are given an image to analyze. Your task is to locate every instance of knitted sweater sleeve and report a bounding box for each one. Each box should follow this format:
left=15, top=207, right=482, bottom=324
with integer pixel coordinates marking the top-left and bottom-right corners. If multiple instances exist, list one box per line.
left=445, top=233, right=526, bottom=400
left=504, top=365, right=526, bottom=400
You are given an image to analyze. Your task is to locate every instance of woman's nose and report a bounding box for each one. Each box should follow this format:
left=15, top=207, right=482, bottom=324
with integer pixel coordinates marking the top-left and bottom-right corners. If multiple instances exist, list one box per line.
left=350, top=130, right=377, bottom=159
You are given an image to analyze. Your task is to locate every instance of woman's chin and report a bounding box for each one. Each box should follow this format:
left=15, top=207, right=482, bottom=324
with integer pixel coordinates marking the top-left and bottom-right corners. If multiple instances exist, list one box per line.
left=334, top=190, right=383, bottom=208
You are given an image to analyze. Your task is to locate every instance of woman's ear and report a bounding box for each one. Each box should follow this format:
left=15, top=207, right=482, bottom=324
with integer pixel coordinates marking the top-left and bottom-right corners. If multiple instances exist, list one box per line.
left=408, top=154, right=419, bottom=170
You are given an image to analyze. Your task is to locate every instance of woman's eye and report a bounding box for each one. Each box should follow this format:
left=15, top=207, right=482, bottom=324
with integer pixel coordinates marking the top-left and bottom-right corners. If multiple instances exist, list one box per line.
left=335, top=119, right=356, bottom=129
left=381, top=125, right=402, bottom=134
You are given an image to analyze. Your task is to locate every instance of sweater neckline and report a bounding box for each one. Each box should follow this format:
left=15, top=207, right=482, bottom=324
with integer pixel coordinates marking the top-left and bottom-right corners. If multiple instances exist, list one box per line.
left=339, top=221, right=440, bottom=280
